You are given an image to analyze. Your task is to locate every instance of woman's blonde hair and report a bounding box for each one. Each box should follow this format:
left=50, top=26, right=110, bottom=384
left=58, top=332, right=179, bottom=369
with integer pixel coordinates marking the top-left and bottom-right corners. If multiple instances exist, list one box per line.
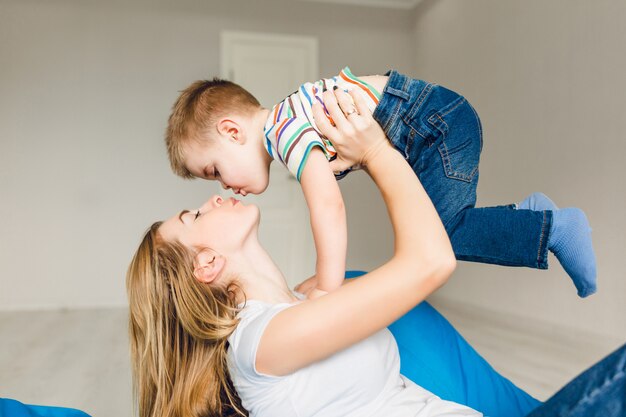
left=126, top=222, right=248, bottom=417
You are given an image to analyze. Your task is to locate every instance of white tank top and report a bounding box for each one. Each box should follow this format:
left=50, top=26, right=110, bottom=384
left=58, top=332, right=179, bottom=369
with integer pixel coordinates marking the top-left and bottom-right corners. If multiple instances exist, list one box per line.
left=227, top=300, right=482, bottom=417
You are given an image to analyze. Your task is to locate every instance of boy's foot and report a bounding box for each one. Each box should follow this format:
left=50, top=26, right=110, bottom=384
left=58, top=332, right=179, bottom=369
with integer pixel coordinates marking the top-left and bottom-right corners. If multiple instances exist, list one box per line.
left=549, top=208, right=597, bottom=297
left=518, top=192, right=558, bottom=211
left=518, top=193, right=596, bottom=297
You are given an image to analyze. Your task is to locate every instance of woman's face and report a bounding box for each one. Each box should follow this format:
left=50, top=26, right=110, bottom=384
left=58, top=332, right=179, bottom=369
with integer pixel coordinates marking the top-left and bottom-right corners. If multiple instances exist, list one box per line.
left=159, top=195, right=259, bottom=253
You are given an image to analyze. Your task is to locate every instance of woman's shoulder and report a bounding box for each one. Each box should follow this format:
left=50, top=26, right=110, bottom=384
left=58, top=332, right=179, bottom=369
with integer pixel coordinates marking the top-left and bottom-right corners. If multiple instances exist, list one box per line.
left=229, top=300, right=297, bottom=351
left=228, top=300, right=296, bottom=381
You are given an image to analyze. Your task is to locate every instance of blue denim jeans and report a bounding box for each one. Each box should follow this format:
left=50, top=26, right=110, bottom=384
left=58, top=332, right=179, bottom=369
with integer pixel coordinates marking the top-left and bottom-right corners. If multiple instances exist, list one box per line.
left=372, top=70, right=552, bottom=269
left=526, top=342, right=626, bottom=417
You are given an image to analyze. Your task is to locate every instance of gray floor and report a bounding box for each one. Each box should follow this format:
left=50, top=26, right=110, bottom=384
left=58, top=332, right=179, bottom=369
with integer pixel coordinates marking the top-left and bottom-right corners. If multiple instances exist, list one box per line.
left=0, top=303, right=622, bottom=416
left=0, top=308, right=131, bottom=416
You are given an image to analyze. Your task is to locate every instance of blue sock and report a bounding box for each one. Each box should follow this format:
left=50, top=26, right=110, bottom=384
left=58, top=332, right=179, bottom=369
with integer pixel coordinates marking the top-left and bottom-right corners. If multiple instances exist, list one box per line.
left=518, top=192, right=558, bottom=211
left=518, top=193, right=596, bottom=297
left=548, top=208, right=597, bottom=297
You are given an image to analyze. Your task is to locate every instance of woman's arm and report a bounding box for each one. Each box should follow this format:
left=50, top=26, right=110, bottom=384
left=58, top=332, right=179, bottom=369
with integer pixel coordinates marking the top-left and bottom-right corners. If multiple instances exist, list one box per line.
left=256, top=88, right=456, bottom=376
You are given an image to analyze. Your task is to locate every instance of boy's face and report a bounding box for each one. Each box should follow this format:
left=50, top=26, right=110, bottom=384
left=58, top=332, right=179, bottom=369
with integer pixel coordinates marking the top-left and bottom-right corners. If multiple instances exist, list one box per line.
left=183, top=136, right=271, bottom=196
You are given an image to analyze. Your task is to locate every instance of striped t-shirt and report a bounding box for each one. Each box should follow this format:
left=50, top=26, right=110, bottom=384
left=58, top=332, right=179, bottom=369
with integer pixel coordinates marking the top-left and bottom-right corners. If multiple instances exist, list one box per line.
left=263, top=67, right=382, bottom=181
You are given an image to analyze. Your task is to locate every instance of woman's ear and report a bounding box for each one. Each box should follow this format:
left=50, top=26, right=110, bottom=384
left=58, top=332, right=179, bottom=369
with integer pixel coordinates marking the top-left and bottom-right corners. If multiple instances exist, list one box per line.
left=216, top=118, right=245, bottom=144
left=193, top=249, right=226, bottom=284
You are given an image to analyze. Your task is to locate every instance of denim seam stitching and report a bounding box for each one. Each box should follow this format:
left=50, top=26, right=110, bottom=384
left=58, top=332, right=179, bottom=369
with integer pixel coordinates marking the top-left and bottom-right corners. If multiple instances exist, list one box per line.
left=537, top=210, right=548, bottom=267
left=385, top=100, right=402, bottom=133
left=437, top=143, right=477, bottom=183
left=435, top=113, right=448, bottom=134
left=467, top=102, right=483, bottom=151
left=404, top=129, right=416, bottom=159
left=405, top=82, right=435, bottom=123
left=385, top=87, right=410, bottom=100
left=382, top=74, right=410, bottom=135
left=438, top=96, right=466, bottom=118
left=415, top=129, right=429, bottom=140
left=427, top=96, right=465, bottom=136
left=431, top=98, right=477, bottom=182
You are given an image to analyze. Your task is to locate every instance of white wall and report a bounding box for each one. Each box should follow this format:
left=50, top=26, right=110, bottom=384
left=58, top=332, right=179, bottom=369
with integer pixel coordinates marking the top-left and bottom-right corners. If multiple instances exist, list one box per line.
left=0, top=0, right=413, bottom=309
left=8, top=0, right=620, bottom=345
left=412, top=0, right=626, bottom=341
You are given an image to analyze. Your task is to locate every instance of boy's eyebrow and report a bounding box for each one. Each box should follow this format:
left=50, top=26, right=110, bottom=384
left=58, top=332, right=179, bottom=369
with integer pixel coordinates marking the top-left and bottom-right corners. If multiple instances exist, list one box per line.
left=178, top=210, right=189, bottom=224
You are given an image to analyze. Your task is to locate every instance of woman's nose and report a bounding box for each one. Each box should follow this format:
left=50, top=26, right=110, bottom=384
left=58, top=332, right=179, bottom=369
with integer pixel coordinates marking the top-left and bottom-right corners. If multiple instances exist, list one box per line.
left=200, top=195, right=223, bottom=212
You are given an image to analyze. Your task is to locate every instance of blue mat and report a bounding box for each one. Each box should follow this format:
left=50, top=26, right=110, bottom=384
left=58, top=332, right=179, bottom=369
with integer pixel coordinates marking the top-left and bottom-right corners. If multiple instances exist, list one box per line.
left=346, top=270, right=541, bottom=417
left=0, top=398, right=90, bottom=417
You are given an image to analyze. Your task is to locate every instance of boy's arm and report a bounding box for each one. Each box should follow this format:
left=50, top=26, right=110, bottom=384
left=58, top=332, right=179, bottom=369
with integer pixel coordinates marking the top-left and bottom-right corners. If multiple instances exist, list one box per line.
left=300, top=147, right=347, bottom=297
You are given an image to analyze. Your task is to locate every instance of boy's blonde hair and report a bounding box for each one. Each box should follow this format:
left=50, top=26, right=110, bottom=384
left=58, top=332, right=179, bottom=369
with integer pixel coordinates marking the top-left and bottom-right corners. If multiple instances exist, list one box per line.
left=165, top=79, right=261, bottom=179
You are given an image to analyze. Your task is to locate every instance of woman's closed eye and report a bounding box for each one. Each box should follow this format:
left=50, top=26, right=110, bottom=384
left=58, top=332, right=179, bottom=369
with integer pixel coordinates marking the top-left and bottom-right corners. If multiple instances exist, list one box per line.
left=194, top=210, right=201, bottom=220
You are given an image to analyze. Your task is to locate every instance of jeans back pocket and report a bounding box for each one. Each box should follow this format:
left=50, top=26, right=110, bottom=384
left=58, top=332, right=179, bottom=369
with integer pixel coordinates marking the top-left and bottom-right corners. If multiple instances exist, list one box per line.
left=428, top=98, right=482, bottom=183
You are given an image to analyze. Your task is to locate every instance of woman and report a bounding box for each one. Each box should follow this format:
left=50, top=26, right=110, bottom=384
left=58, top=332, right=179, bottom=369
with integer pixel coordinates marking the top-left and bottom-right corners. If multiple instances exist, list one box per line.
left=127, top=88, right=625, bottom=417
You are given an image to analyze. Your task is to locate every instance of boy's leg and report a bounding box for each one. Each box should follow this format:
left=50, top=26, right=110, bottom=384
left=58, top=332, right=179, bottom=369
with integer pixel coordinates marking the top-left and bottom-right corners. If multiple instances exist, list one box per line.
left=414, top=93, right=595, bottom=295
left=445, top=205, right=552, bottom=268
left=372, top=71, right=596, bottom=294
left=413, top=95, right=554, bottom=270
left=525, top=343, right=626, bottom=417
left=373, top=75, right=549, bottom=269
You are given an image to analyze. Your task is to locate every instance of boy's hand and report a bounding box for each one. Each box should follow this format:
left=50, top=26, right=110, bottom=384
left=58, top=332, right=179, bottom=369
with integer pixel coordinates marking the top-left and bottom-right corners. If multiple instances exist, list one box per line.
left=294, top=276, right=328, bottom=300
left=294, top=274, right=319, bottom=295
left=306, top=287, right=329, bottom=300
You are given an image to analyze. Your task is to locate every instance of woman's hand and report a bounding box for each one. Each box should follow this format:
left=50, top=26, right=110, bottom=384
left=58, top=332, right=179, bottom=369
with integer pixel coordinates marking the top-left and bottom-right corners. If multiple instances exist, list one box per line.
left=312, top=88, right=392, bottom=173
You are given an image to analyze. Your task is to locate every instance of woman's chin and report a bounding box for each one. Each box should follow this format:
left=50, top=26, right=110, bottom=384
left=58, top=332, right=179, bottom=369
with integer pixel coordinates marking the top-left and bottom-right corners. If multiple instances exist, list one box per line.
left=240, top=203, right=261, bottom=225
left=251, top=205, right=261, bottom=223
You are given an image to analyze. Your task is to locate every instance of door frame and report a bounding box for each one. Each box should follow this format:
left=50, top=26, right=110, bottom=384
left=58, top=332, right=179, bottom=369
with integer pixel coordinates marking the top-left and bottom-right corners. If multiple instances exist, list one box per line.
left=220, top=31, right=318, bottom=82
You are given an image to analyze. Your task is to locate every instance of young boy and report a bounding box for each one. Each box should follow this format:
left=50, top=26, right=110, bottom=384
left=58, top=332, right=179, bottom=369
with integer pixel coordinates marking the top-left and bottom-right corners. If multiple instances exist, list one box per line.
left=165, top=68, right=597, bottom=299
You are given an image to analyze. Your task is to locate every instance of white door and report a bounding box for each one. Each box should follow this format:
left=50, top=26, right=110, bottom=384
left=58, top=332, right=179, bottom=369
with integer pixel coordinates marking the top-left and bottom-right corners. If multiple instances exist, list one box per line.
left=220, top=31, right=318, bottom=288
